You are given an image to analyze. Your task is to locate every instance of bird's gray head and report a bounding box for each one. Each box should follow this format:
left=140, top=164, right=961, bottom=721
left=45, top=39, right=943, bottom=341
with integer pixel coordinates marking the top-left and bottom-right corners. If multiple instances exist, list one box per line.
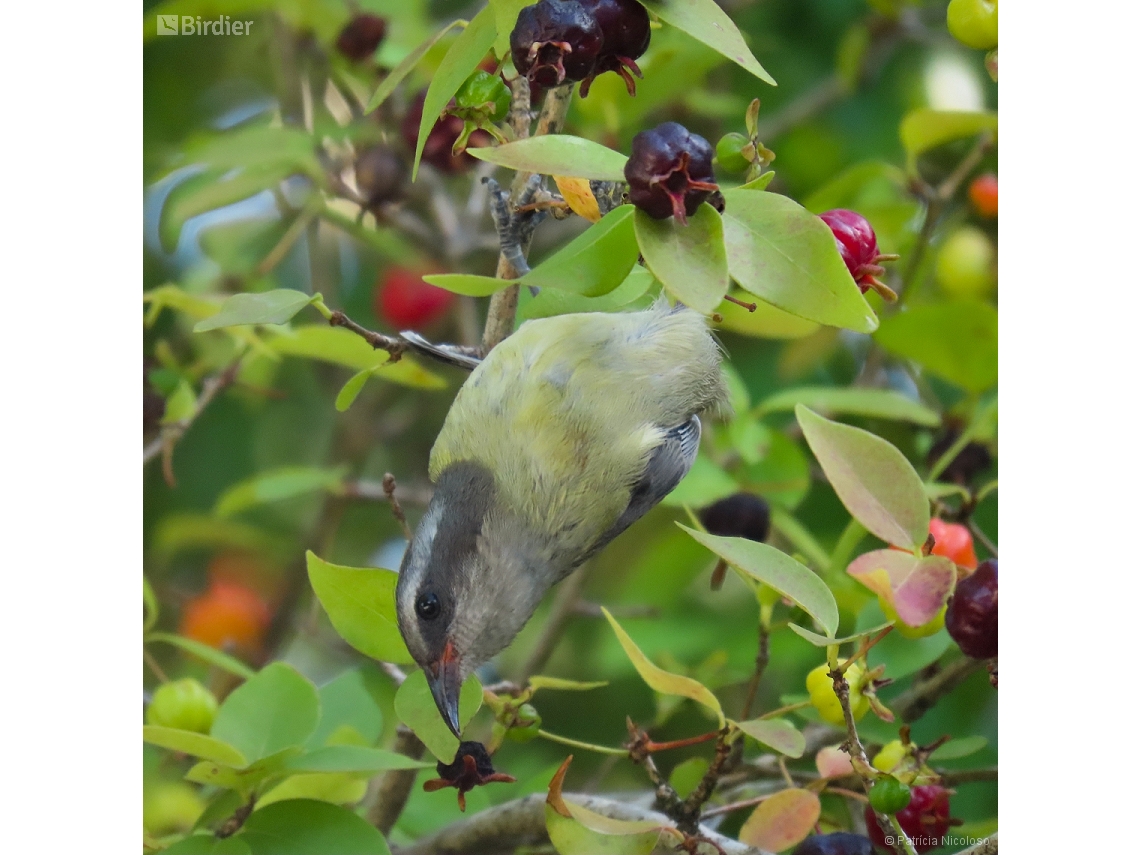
left=395, top=462, right=552, bottom=736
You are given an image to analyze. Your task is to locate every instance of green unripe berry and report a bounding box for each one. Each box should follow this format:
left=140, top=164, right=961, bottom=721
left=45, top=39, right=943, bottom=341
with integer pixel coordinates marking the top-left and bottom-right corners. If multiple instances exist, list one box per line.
left=946, top=0, right=998, bottom=50
left=935, top=226, right=996, bottom=299
left=806, top=663, right=869, bottom=727
left=715, top=133, right=751, bottom=174
left=146, top=678, right=218, bottom=734
left=505, top=702, right=542, bottom=743
left=144, top=782, right=205, bottom=835
left=456, top=71, right=511, bottom=123
left=869, top=775, right=913, bottom=815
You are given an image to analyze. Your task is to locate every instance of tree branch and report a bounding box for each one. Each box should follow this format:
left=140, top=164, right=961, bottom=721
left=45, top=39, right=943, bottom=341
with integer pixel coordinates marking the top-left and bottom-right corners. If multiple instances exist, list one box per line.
left=393, top=792, right=770, bottom=855
left=367, top=725, right=427, bottom=835
left=893, top=656, right=986, bottom=723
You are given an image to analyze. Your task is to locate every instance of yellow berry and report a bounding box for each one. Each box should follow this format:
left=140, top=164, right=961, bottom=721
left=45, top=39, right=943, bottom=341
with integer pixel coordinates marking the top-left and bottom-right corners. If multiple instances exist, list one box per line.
left=806, top=663, right=869, bottom=726
left=873, top=739, right=909, bottom=773
left=879, top=596, right=947, bottom=639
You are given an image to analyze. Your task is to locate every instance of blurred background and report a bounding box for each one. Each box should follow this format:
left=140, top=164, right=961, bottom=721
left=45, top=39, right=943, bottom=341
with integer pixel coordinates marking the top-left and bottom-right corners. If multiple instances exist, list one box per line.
left=143, top=0, right=997, bottom=849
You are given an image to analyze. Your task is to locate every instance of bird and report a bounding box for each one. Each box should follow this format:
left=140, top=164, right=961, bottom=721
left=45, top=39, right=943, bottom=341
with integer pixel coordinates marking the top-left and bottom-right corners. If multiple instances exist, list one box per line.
left=394, top=299, right=728, bottom=736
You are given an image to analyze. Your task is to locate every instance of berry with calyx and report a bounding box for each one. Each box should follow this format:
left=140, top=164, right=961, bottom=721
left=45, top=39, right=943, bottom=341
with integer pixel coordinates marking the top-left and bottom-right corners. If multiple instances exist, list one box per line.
left=699, top=493, right=770, bottom=542
left=792, top=832, right=875, bottom=855
left=422, top=741, right=516, bottom=811
left=969, top=173, right=998, bottom=218
left=335, top=14, right=387, bottom=62
left=935, top=225, right=996, bottom=298
left=511, top=0, right=603, bottom=89
left=946, top=0, right=998, bottom=50
left=577, top=0, right=651, bottom=96
left=146, top=678, right=219, bottom=733
left=625, top=122, right=719, bottom=224
left=819, top=209, right=899, bottom=302
left=869, top=776, right=912, bottom=814
left=505, top=702, right=543, bottom=743
left=375, top=267, right=455, bottom=330
left=354, top=145, right=406, bottom=209
left=455, top=71, right=511, bottom=123
left=929, top=518, right=978, bottom=570
left=401, top=91, right=491, bottom=174
left=865, top=784, right=952, bottom=853
left=715, top=133, right=752, bottom=174
left=945, top=559, right=997, bottom=659
left=806, top=663, right=868, bottom=727
left=872, top=740, right=909, bottom=774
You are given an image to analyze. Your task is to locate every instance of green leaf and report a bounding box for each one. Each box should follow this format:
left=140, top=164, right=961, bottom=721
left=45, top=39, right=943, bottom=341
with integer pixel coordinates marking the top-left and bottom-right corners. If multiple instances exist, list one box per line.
left=282, top=746, right=432, bottom=774
left=257, top=773, right=368, bottom=809
left=308, top=666, right=388, bottom=749
left=900, top=109, right=998, bottom=166
left=756, top=387, right=940, bottom=426
left=796, top=405, right=930, bottom=551
left=150, top=513, right=285, bottom=563
left=469, top=135, right=629, bottom=181
left=162, top=380, right=197, bottom=424
left=661, top=452, right=737, bottom=508
left=240, top=799, right=391, bottom=855
left=143, top=725, right=248, bottom=767
left=528, top=676, right=609, bottom=692
left=214, top=466, right=348, bottom=517
left=266, top=325, right=446, bottom=389
left=722, top=189, right=878, bottom=332
left=366, top=20, right=466, bottom=113
left=144, top=577, right=159, bottom=633
left=211, top=663, right=321, bottom=763
left=161, top=834, right=251, bottom=855
left=738, top=431, right=811, bottom=510
left=642, top=0, right=776, bottom=85
left=711, top=293, right=820, bottom=339
left=413, top=5, right=497, bottom=179
left=738, top=171, right=777, bottom=191
left=335, top=369, right=372, bottom=412
left=633, top=204, right=728, bottom=314
left=739, top=787, right=820, bottom=851
left=874, top=301, right=998, bottom=393
left=146, top=632, right=257, bottom=680
left=490, top=0, right=532, bottom=56
left=677, top=525, right=839, bottom=636
left=422, top=273, right=510, bottom=297
left=522, top=206, right=639, bottom=297
left=928, top=735, right=987, bottom=761
left=194, top=290, right=316, bottom=332
left=787, top=621, right=894, bottom=647
left=668, top=757, right=710, bottom=799
left=733, top=717, right=805, bottom=757
left=306, top=552, right=412, bottom=664
left=393, top=669, right=484, bottom=762
left=601, top=607, right=725, bottom=727
left=185, top=748, right=301, bottom=793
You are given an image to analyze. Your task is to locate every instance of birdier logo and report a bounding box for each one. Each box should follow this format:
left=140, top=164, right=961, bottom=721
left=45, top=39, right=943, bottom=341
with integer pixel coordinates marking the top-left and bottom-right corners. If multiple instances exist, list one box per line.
left=156, top=15, right=253, bottom=36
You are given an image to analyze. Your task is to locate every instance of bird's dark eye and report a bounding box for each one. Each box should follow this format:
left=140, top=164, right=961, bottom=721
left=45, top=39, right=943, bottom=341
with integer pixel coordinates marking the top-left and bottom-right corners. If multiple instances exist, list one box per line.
left=415, top=592, right=441, bottom=620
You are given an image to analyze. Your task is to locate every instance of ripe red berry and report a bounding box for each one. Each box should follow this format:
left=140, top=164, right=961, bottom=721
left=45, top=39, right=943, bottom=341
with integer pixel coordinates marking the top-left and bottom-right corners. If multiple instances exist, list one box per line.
left=375, top=267, right=456, bottom=330
left=945, top=559, right=997, bottom=659
left=864, top=785, right=952, bottom=853
left=699, top=493, right=770, bottom=543
left=819, top=209, right=898, bottom=301
left=180, top=580, right=272, bottom=655
left=792, top=832, right=875, bottom=855
left=511, top=0, right=604, bottom=89
left=335, top=14, right=387, bottom=62
left=968, top=173, right=998, bottom=218
left=625, top=122, right=719, bottom=224
left=928, top=518, right=978, bottom=570
left=576, top=0, right=651, bottom=96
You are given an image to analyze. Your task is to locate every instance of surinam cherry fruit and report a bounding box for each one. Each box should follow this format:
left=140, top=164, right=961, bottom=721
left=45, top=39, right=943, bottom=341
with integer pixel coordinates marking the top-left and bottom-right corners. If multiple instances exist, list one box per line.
left=423, top=741, right=516, bottom=811
left=715, top=132, right=752, bottom=174
left=335, top=13, right=387, bottom=62
left=945, top=559, right=997, bottom=659
left=946, top=0, right=998, bottom=50
left=180, top=580, right=272, bottom=655
left=505, top=702, right=543, bottom=743
left=819, top=209, right=899, bottom=302
left=699, top=493, right=771, bottom=542
left=969, top=173, right=998, bottom=218
left=792, top=832, right=875, bottom=855
left=865, top=784, right=952, bottom=853
left=625, top=122, right=719, bottom=224
left=511, top=0, right=604, bottom=89
left=401, top=90, right=490, bottom=174
left=869, top=776, right=913, bottom=815
left=146, top=678, right=219, bottom=734
left=806, top=663, right=869, bottom=727
left=935, top=225, right=996, bottom=299
left=872, top=740, right=909, bottom=774
left=375, top=267, right=455, bottom=330
left=576, top=0, right=651, bottom=96
left=928, top=518, right=978, bottom=570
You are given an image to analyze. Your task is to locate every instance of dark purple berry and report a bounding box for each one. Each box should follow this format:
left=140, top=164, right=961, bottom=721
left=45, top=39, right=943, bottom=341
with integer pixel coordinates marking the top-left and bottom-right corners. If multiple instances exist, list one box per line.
left=625, top=122, right=719, bottom=224
left=819, top=209, right=897, bottom=301
left=945, top=559, right=997, bottom=659
left=577, top=0, right=651, bottom=96
left=354, top=145, right=406, bottom=208
left=792, top=832, right=876, bottom=855
left=336, top=14, right=387, bottom=62
left=511, top=0, right=603, bottom=89
left=422, top=741, right=516, bottom=812
left=699, top=493, right=770, bottom=543
left=400, top=90, right=492, bottom=174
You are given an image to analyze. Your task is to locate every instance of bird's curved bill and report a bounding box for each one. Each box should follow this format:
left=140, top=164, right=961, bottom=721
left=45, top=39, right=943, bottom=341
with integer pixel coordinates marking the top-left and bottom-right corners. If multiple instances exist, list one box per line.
left=427, top=639, right=463, bottom=738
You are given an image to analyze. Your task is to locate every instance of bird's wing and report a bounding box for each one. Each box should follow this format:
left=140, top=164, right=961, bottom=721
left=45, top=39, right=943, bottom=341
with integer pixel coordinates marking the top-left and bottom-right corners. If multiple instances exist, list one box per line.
left=574, top=414, right=702, bottom=567
left=398, top=331, right=482, bottom=371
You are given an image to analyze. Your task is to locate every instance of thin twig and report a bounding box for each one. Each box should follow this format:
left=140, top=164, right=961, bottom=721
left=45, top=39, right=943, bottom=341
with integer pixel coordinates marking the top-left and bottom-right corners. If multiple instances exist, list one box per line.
left=328, top=310, right=407, bottom=359
left=893, top=656, right=986, bottom=723
left=382, top=473, right=414, bottom=541
left=739, top=623, right=770, bottom=720
left=967, top=518, right=998, bottom=558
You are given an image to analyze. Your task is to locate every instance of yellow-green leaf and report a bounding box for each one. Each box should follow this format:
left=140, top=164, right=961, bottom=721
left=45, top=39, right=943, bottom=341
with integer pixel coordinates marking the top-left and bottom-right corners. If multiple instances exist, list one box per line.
left=144, top=725, right=248, bottom=768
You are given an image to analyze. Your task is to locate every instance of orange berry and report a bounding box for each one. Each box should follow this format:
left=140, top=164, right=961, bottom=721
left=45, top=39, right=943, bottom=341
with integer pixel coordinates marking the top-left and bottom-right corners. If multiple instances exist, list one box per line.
left=180, top=580, right=272, bottom=653
left=929, top=518, right=977, bottom=570
left=968, top=173, right=998, bottom=218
